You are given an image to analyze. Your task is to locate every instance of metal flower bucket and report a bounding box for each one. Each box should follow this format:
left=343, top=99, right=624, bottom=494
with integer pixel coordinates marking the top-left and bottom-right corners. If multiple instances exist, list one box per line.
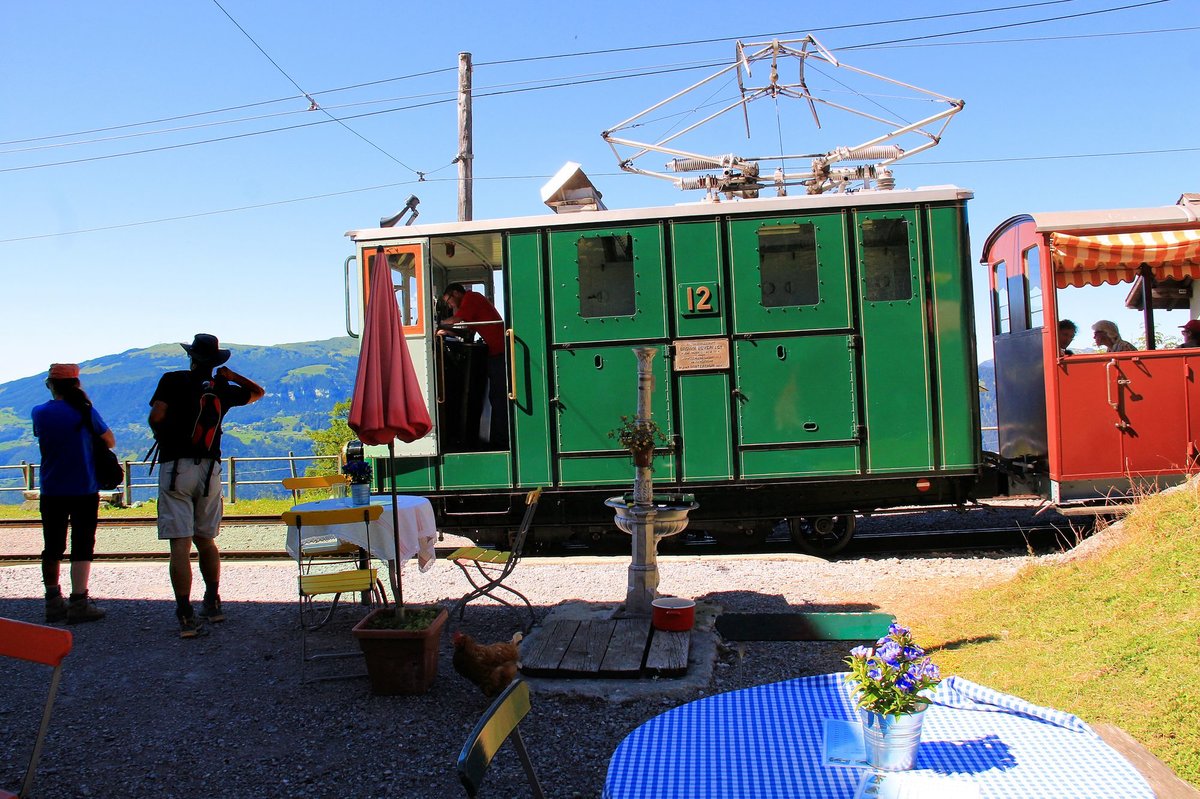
left=858, top=705, right=928, bottom=771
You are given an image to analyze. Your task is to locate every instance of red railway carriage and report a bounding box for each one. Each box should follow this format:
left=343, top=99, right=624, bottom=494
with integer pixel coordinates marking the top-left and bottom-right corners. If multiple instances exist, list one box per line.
left=982, top=194, right=1200, bottom=509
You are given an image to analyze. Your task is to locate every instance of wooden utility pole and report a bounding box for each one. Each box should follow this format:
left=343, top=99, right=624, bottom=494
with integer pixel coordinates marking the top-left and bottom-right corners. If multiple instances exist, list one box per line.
left=457, top=52, right=473, bottom=222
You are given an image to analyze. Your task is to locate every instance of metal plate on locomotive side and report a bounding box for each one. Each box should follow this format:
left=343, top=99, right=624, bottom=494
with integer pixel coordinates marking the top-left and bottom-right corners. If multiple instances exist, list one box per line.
left=674, top=338, right=730, bottom=371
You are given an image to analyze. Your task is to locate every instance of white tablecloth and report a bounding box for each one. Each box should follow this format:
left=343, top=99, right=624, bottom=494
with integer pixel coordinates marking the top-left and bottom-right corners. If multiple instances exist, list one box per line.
left=284, top=495, right=438, bottom=571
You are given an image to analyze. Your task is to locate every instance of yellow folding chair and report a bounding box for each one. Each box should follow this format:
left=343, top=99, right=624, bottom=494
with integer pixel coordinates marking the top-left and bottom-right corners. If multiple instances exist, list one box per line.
left=446, top=488, right=542, bottom=632
left=0, top=617, right=73, bottom=799
left=282, top=475, right=361, bottom=564
left=281, top=503, right=388, bottom=681
left=457, top=678, right=545, bottom=798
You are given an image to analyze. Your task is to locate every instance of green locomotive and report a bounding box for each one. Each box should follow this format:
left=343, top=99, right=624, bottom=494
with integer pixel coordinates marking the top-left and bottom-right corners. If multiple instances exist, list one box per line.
left=345, top=183, right=982, bottom=553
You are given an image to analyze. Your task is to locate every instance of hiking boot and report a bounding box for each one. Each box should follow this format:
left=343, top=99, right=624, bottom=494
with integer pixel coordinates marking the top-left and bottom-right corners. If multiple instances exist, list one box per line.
left=200, top=596, right=225, bottom=624
left=66, top=593, right=106, bottom=625
left=178, top=613, right=209, bottom=639
left=45, top=594, right=68, bottom=624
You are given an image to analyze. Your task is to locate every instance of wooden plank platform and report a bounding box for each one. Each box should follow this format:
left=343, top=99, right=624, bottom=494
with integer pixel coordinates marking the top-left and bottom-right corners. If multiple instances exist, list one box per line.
left=521, top=618, right=690, bottom=678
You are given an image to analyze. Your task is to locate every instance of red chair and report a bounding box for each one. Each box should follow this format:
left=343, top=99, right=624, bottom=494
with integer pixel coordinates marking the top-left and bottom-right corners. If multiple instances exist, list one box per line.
left=0, top=617, right=73, bottom=799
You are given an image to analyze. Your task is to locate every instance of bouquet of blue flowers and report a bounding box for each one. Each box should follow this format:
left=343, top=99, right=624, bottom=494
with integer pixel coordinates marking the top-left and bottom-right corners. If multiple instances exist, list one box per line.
left=845, top=622, right=941, bottom=715
left=341, top=459, right=373, bottom=485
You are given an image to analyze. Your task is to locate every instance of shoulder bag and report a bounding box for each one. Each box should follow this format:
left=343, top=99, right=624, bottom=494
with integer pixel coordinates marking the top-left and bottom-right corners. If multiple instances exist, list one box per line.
left=83, top=411, right=123, bottom=491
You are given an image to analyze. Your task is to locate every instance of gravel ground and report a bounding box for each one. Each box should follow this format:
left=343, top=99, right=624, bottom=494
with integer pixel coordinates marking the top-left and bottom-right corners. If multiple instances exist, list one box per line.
left=0, top=530, right=1044, bottom=799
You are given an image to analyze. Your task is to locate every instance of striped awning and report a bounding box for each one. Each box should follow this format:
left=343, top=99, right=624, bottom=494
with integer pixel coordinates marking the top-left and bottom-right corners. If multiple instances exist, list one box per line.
left=1051, top=228, right=1200, bottom=288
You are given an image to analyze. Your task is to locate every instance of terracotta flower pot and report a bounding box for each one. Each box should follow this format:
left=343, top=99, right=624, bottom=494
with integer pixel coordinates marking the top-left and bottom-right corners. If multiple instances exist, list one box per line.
left=351, top=606, right=447, bottom=695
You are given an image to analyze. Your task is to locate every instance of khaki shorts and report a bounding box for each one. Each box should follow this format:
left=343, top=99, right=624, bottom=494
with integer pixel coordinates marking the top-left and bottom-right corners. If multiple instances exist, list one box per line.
left=157, top=459, right=224, bottom=540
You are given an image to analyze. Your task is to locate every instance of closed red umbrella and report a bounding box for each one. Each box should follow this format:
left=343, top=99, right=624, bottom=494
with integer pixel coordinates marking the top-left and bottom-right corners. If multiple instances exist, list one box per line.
left=349, top=248, right=432, bottom=606
left=350, top=249, right=432, bottom=445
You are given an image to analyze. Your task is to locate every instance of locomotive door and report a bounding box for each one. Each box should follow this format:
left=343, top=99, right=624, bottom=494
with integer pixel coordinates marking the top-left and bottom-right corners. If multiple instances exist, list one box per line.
left=427, top=232, right=513, bottom=491
left=546, top=225, right=675, bottom=486
left=854, top=210, right=934, bottom=473
left=727, top=213, right=861, bottom=478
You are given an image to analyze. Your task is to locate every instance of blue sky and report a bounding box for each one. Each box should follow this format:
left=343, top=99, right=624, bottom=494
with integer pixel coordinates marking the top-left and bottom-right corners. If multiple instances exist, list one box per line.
left=2, top=0, right=1196, bottom=384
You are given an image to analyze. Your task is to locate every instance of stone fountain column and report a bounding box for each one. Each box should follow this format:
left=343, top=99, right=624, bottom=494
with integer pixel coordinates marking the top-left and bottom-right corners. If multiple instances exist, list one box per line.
left=625, top=346, right=659, bottom=616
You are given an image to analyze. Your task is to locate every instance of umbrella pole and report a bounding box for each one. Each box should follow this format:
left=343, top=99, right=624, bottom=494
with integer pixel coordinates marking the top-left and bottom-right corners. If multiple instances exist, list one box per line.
left=388, top=441, right=405, bottom=617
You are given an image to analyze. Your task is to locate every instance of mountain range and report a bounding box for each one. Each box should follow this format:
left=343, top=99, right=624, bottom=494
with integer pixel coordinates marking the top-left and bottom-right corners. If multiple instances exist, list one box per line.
left=0, top=337, right=360, bottom=478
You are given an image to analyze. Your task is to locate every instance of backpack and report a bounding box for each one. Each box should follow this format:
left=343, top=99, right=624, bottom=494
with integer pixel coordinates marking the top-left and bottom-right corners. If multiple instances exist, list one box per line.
left=145, top=377, right=224, bottom=477
left=191, top=380, right=224, bottom=450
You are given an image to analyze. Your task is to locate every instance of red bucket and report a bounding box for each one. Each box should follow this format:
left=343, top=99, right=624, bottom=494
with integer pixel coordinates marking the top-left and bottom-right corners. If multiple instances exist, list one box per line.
left=651, top=597, right=696, bottom=632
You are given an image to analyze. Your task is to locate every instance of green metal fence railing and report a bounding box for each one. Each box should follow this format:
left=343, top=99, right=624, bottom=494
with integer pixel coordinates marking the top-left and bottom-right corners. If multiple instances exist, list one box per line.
left=0, top=453, right=340, bottom=505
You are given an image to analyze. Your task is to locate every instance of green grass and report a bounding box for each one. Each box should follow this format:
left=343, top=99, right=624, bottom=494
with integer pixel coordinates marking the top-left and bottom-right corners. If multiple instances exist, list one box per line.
left=918, top=484, right=1200, bottom=786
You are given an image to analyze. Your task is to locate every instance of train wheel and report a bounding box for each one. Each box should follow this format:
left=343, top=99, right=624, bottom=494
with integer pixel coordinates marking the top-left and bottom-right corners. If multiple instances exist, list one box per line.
left=790, top=514, right=855, bottom=556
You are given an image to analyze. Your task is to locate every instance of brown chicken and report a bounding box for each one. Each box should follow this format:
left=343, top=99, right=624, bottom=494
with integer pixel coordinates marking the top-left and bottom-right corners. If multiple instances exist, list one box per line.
left=452, top=631, right=523, bottom=697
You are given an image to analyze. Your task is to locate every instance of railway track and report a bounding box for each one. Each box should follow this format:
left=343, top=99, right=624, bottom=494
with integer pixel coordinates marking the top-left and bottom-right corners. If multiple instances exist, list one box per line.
left=0, top=513, right=1089, bottom=562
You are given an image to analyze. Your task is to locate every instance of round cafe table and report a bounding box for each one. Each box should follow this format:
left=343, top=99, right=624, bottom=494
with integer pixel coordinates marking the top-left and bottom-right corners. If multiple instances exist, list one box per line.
left=603, top=673, right=1152, bottom=799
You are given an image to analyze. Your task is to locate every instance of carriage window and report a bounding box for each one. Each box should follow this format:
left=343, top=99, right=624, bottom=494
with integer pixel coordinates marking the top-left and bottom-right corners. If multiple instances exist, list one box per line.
left=994, top=260, right=1010, bottom=334
left=861, top=218, right=912, bottom=302
left=578, top=234, right=635, bottom=318
left=757, top=224, right=819, bottom=307
left=389, top=251, right=420, bottom=327
left=1024, top=246, right=1043, bottom=328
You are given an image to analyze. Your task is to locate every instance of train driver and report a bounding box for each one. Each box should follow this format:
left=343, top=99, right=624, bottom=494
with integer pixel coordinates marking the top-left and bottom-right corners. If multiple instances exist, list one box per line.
left=1091, top=320, right=1136, bottom=353
left=1057, top=319, right=1077, bottom=356
left=436, top=283, right=508, bottom=448
left=1181, top=319, right=1200, bottom=348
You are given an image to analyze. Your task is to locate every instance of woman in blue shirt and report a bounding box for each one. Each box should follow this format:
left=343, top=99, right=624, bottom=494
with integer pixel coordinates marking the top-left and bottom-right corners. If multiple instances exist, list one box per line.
left=31, top=363, right=116, bottom=624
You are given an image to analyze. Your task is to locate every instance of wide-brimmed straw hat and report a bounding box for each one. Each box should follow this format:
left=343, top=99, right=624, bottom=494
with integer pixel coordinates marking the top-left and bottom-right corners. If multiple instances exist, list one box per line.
left=181, top=333, right=231, bottom=367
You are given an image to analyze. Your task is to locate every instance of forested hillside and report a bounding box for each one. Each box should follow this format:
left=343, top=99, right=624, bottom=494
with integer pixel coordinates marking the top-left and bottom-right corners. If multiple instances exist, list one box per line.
left=0, top=337, right=358, bottom=470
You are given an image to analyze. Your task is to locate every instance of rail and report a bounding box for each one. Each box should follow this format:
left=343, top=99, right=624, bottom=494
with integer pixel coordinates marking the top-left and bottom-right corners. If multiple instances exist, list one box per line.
left=0, top=453, right=340, bottom=505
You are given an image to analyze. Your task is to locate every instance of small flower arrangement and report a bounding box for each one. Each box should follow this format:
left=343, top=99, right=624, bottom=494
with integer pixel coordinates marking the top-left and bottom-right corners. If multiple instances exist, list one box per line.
left=341, top=459, right=373, bottom=485
left=609, top=415, right=670, bottom=454
left=845, top=622, right=941, bottom=716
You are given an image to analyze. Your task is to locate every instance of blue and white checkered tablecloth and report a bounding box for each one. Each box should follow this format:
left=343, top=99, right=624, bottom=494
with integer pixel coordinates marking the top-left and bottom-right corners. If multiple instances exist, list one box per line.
left=602, top=673, right=1153, bottom=799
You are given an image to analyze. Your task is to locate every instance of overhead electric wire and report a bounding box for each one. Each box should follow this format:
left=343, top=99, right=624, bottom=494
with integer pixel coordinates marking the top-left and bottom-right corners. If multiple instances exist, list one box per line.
left=210, top=0, right=425, bottom=177
left=0, top=0, right=1082, bottom=149
left=4, top=144, right=1198, bottom=245
left=474, top=0, right=1079, bottom=66
left=839, top=0, right=1168, bottom=49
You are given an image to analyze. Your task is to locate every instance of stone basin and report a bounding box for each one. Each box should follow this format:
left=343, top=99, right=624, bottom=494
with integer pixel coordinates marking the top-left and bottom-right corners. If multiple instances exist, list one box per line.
left=605, top=493, right=698, bottom=538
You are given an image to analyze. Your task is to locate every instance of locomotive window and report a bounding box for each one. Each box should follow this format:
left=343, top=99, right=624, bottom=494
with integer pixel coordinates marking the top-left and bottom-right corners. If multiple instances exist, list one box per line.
left=1024, top=246, right=1043, bottom=328
left=757, top=224, right=819, bottom=307
left=389, top=251, right=419, bottom=327
left=577, top=234, right=635, bottom=318
left=994, top=260, right=1010, bottom=334
left=861, top=218, right=912, bottom=302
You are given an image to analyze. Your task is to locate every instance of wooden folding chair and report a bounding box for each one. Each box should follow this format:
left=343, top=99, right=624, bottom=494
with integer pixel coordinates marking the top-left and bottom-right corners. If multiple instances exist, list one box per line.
left=457, top=678, right=545, bottom=799
left=281, top=504, right=388, bottom=681
left=0, top=617, right=73, bottom=799
left=446, top=488, right=542, bottom=631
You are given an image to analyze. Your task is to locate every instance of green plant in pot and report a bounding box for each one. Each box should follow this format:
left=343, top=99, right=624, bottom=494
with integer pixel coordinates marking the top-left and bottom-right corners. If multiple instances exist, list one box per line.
left=609, top=415, right=671, bottom=467
left=352, top=603, right=448, bottom=696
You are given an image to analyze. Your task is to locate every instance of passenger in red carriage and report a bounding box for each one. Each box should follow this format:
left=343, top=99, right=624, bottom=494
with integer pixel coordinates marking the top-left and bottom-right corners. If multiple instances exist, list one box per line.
left=1091, top=320, right=1136, bottom=353
left=1180, top=319, right=1200, bottom=348
left=1057, top=319, right=1077, bottom=356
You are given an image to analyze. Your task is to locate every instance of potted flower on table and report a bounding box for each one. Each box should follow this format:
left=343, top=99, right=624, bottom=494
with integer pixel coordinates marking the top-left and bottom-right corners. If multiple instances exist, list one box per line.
left=341, top=459, right=372, bottom=505
left=844, top=622, right=942, bottom=771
